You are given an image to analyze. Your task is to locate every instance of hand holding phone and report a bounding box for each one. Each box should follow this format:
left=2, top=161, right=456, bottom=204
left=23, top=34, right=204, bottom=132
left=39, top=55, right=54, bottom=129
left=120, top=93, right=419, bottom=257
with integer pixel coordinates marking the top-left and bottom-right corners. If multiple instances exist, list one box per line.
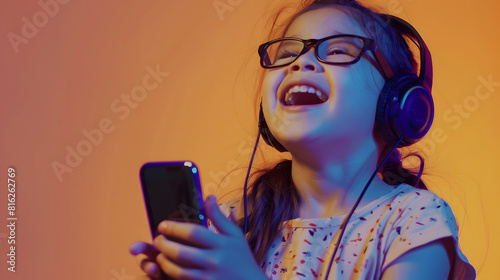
left=135, top=166, right=268, bottom=280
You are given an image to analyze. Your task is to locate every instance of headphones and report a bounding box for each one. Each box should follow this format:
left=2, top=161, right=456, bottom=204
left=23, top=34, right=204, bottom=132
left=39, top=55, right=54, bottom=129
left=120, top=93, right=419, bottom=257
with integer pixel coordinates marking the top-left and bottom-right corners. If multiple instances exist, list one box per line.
left=258, top=15, right=434, bottom=151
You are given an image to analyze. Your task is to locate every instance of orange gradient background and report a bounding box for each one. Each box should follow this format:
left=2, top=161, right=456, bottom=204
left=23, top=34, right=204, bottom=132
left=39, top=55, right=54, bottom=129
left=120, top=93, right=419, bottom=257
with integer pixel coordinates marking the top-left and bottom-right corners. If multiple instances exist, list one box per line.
left=1, top=0, right=499, bottom=279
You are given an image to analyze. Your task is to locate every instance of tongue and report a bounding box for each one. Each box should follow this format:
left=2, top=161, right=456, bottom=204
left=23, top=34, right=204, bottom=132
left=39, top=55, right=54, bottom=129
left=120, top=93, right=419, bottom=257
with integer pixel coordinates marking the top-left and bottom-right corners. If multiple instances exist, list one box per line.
left=285, top=92, right=325, bottom=106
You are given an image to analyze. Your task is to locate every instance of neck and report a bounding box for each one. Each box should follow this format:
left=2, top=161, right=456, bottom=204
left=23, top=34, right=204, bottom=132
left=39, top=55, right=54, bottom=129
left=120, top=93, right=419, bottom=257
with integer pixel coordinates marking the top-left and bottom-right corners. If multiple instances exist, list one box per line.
left=290, top=138, right=391, bottom=219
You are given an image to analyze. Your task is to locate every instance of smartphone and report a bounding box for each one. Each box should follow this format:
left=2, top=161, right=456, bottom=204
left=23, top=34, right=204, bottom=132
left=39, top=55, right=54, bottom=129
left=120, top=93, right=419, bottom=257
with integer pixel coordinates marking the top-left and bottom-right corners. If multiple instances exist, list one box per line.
left=139, top=161, right=206, bottom=280
left=139, top=161, right=207, bottom=239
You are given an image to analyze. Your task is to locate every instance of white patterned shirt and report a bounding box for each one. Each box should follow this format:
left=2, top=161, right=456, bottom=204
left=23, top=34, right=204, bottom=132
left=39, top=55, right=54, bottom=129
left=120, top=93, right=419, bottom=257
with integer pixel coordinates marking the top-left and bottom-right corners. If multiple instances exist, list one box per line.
left=213, top=184, right=475, bottom=280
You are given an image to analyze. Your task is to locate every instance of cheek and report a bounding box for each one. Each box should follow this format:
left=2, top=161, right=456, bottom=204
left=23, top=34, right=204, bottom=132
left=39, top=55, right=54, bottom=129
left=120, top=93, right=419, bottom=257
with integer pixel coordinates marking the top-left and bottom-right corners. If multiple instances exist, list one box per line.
left=338, top=62, right=384, bottom=105
left=326, top=66, right=384, bottom=127
left=355, top=60, right=386, bottom=96
left=261, top=70, right=284, bottom=113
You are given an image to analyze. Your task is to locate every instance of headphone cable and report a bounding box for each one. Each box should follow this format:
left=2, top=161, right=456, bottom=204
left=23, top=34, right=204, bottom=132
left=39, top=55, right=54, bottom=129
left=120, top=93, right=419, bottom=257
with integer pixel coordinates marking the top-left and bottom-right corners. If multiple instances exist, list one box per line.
left=243, top=128, right=261, bottom=235
left=242, top=131, right=405, bottom=279
left=324, top=135, right=403, bottom=279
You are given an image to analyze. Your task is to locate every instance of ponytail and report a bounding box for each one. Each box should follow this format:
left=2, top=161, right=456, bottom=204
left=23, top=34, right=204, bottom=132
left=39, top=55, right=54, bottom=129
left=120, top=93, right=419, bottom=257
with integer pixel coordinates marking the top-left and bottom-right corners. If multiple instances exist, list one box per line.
left=379, top=149, right=427, bottom=189
left=240, top=160, right=299, bottom=264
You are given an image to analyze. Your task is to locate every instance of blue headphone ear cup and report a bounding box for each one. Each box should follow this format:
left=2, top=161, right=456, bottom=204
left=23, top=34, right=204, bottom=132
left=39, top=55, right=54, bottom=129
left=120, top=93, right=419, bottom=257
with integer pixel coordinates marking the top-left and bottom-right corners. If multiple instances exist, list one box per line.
left=376, top=74, right=434, bottom=147
left=259, top=105, right=288, bottom=152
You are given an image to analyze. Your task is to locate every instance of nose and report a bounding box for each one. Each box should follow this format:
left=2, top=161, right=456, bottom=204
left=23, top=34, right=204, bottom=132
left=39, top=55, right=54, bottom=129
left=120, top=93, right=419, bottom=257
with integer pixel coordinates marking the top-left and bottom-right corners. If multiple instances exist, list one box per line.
left=289, top=48, right=322, bottom=72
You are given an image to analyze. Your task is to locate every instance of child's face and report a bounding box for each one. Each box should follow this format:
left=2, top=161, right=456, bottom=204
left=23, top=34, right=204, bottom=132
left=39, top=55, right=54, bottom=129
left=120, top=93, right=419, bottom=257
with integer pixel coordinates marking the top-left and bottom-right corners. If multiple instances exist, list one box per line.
left=261, top=7, right=386, bottom=152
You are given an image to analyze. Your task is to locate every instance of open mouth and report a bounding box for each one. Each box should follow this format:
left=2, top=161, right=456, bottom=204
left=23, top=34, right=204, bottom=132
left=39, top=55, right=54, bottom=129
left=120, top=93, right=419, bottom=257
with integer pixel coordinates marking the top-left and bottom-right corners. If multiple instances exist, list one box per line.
left=283, top=85, right=329, bottom=106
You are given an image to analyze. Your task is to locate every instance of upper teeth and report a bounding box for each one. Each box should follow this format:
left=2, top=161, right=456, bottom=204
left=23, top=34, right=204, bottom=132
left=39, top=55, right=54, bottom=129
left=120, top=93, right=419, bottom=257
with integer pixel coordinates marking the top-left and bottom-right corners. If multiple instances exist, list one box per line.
left=285, top=85, right=328, bottom=102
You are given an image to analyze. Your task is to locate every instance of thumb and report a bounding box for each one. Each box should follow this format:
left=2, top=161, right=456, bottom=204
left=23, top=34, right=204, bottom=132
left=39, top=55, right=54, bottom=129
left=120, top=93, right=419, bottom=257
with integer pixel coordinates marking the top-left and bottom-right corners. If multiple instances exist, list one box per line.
left=205, top=196, right=241, bottom=237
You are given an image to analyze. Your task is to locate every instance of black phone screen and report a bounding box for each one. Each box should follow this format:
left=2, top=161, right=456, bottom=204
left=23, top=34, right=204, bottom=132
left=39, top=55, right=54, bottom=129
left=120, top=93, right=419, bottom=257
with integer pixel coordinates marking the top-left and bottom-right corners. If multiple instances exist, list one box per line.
left=140, top=162, right=206, bottom=239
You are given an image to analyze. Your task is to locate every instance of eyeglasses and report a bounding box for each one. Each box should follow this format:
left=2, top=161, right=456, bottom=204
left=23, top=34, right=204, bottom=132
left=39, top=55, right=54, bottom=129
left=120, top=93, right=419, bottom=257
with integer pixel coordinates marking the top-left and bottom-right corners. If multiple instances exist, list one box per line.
left=258, top=34, right=375, bottom=69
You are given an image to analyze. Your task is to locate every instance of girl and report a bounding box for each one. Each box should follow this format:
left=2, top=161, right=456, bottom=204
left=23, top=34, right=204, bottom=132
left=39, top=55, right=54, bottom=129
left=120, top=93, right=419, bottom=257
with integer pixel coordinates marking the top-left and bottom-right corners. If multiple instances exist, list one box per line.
left=130, top=0, right=476, bottom=279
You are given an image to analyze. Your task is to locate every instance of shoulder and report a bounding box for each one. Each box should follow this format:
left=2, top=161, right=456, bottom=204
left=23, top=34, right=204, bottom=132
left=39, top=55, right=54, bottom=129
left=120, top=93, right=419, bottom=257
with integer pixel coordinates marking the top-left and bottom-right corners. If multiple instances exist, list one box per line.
left=380, top=185, right=455, bottom=262
left=207, top=198, right=243, bottom=232
left=390, top=185, right=456, bottom=224
left=217, top=198, right=244, bottom=219
left=392, top=184, right=448, bottom=206
left=384, top=185, right=458, bottom=244
left=366, top=184, right=456, bottom=229
left=382, top=184, right=476, bottom=279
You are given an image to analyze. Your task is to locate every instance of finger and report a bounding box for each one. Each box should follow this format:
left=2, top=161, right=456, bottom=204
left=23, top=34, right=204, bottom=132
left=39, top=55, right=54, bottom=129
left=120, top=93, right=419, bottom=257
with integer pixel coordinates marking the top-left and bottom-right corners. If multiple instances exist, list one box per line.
left=156, top=253, right=204, bottom=280
left=133, top=250, right=161, bottom=277
left=139, top=257, right=162, bottom=279
left=130, top=241, right=159, bottom=258
left=130, top=242, right=162, bottom=277
left=153, top=234, right=209, bottom=268
left=157, top=220, right=219, bottom=248
left=205, top=195, right=242, bottom=237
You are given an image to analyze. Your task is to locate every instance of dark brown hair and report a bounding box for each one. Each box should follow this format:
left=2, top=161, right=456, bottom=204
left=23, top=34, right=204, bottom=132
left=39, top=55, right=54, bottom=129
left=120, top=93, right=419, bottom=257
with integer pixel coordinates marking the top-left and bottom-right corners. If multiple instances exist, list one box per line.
left=243, top=0, right=426, bottom=264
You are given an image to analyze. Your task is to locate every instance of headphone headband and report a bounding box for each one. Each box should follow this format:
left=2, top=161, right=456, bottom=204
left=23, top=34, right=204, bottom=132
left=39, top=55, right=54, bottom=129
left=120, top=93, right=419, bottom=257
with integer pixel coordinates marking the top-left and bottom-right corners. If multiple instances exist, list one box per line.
left=385, top=15, right=433, bottom=92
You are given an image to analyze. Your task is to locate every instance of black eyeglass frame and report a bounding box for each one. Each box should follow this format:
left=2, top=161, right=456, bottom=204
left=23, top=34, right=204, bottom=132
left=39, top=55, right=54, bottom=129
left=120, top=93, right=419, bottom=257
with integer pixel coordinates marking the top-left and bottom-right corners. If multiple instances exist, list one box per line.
left=258, top=34, right=394, bottom=80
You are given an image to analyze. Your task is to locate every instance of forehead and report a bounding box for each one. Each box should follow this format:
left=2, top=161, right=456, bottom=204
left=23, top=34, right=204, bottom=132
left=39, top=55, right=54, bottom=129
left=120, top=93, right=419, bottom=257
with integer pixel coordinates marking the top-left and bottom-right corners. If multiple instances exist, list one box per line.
left=284, top=7, right=366, bottom=39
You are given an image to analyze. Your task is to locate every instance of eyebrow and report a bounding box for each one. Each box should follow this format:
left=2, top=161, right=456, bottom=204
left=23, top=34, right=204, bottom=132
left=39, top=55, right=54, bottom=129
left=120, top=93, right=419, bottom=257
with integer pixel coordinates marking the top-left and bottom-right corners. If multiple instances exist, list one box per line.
left=284, top=31, right=360, bottom=39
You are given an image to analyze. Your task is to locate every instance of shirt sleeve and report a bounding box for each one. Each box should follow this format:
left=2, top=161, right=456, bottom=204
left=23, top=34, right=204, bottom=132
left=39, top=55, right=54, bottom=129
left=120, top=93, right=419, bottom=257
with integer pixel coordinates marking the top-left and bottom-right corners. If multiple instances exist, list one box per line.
left=382, top=190, right=476, bottom=279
